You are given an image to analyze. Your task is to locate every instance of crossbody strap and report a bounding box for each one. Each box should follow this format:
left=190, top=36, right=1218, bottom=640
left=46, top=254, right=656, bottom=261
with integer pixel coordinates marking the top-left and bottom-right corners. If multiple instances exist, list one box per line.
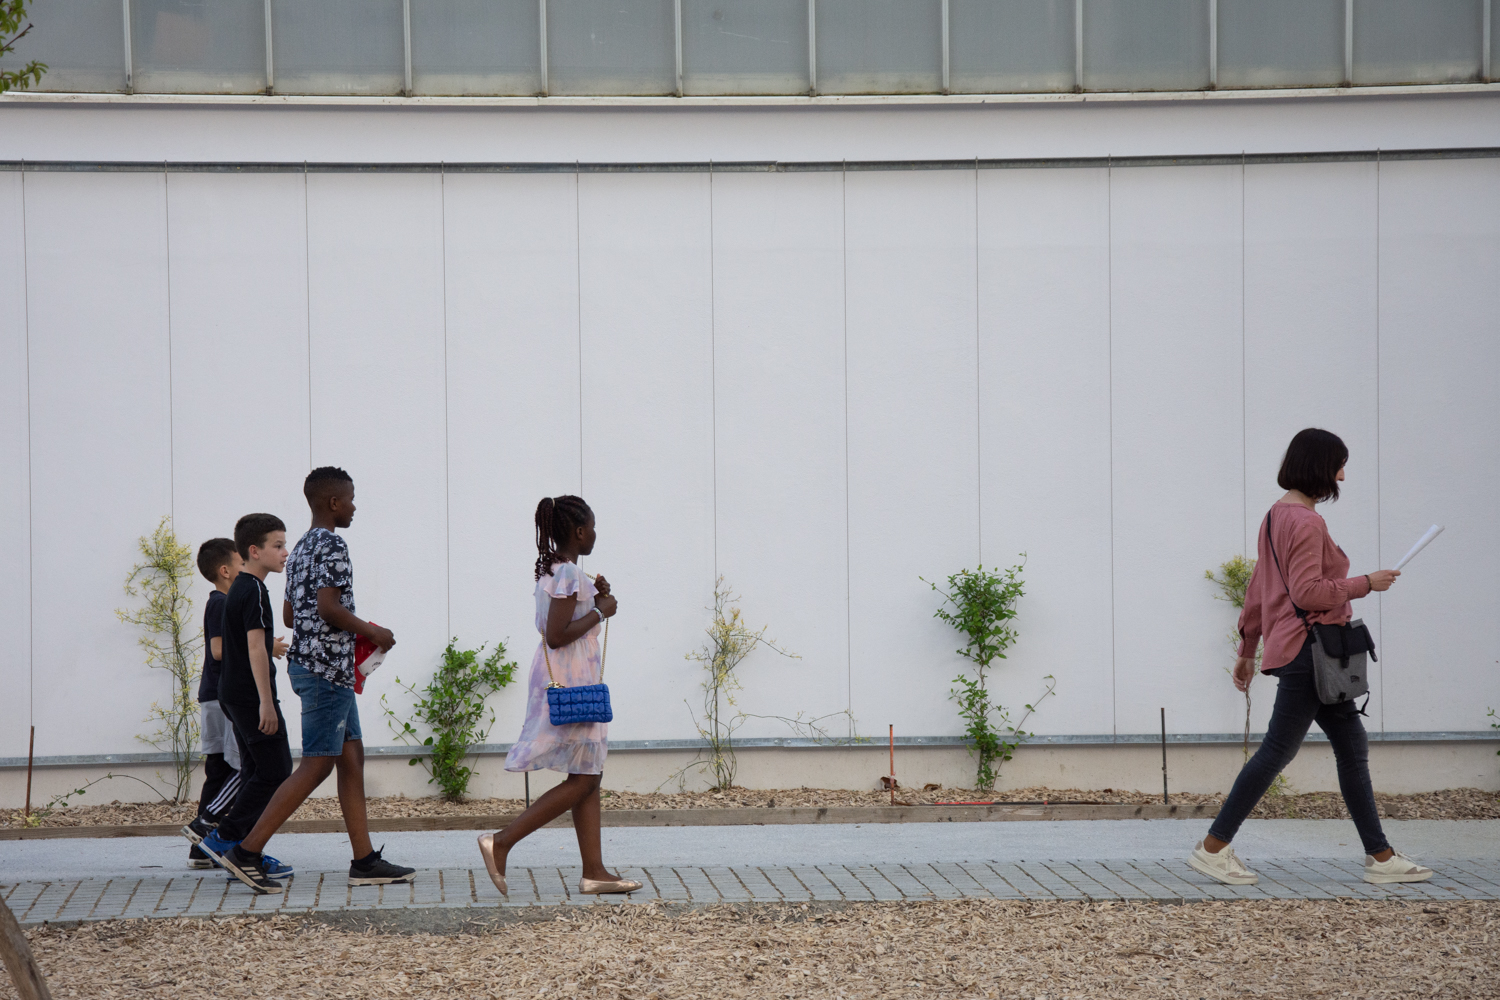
left=1264, top=506, right=1311, bottom=626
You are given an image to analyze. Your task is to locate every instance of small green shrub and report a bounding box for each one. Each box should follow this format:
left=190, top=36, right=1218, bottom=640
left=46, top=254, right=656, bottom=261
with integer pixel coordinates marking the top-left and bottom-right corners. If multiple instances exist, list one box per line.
left=382, top=639, right=518, bottom=801
left=925, top=559, right=1055, bottom=791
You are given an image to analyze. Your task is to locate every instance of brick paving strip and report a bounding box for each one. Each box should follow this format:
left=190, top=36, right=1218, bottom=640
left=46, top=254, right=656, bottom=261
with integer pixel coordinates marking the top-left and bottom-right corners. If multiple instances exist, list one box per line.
left=0, top=802, right=1217, bottom=841
left=4, top=858, right=1492, bottom=926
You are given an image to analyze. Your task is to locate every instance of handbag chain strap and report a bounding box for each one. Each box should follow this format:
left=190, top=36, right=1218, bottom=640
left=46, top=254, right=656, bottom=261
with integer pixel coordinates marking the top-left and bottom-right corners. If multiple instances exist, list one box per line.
left=543, top=596, right=609, bottom=690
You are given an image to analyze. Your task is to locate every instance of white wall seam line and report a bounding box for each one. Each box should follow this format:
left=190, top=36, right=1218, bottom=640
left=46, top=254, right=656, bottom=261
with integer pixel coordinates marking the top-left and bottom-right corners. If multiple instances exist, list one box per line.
left=20, top=161, right=34, bottom=728
left=973, top=157, right=981, bottom=564
left=841, top=160, right=851, bottom=736
left=303, top=162, right=313, bottom=471
left=440, top=163, right=451, bottom=638
left=574, top=164, right=583, bottom=494
left=163, top=166, right=175, bottom=528
left=1106, top=154, right=1116, bottom=737
left=1375, top=148, right=1384, bottom=734
left=708, top=162, right=718, bottom=582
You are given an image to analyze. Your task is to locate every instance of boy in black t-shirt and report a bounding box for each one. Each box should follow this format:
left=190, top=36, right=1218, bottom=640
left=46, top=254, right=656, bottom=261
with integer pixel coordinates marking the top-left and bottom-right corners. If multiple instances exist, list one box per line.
left=197, top=514, right=296, bottom=893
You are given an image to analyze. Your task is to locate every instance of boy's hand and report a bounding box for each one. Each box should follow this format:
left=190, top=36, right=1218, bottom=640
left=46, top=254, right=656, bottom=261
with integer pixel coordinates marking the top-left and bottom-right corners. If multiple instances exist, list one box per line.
left=272, top=636, right=289, bottom=659
left=370, top=624, right=396, bottom=653
left=596, top=594, right=618, bottom=619
left=593, top=574, right=611, bottom=597
left=258, top=700, right=279, bottom=735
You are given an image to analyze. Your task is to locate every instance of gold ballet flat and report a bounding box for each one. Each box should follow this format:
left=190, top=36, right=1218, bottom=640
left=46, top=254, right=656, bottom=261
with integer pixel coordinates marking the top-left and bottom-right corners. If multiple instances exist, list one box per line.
left=577, top=876, right=642, bottom=895
left=476, top=833, right=508, bottom=897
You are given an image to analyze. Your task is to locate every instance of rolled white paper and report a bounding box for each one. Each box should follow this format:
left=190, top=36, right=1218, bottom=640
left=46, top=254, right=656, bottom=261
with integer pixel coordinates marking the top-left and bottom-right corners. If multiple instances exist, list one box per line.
left=1392, top=525, right=1444, bottom=571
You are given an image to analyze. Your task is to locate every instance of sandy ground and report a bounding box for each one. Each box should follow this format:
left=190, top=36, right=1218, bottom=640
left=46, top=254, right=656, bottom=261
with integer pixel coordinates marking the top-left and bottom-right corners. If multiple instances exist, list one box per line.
left=7, top=785, right=1499, bottom=829
left=4, top=899, right=1497, bottom=999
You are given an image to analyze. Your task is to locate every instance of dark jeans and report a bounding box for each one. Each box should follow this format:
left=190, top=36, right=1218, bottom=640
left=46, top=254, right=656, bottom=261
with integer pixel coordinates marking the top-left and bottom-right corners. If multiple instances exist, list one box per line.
left=217, top=700, right=293, bottom=843
left=1209, top=637, right=1391, bottom=856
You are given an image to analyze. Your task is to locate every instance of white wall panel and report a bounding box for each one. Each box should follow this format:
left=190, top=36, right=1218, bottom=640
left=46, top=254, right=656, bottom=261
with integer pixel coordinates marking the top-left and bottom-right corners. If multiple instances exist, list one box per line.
left=25, top=172, right=174, bottom=761
left=165, top=173, right=312, bottom=744
left=305, top=174, right=451, bottom=738
left=443, top=173, right=582, bottom=747
left=710, top=172, right=851, bottom=738
left=1376, top=159, right=1500, bottom=733
left=0, top=172, right=30, bottom=757
left=845, top=170, right=980, bottom=738
left=577, top=173, right=716, bottom=744
left=1242, top=161, right=1381, bottom=729
left=1110, top=165, right=1244, bottom=736
left=977, top=168, right=1114, bottom=737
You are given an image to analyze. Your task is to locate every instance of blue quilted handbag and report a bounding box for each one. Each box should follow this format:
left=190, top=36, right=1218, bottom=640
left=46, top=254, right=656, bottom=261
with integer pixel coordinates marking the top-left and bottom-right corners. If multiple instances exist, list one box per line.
left=544, top=615, right=612, bottom=725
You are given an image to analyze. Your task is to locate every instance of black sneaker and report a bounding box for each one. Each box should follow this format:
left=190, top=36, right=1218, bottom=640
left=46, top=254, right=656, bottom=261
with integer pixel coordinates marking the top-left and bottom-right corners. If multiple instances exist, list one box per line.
left=221, top=845, right=285, bottom=895
left=349, top=847, right=416, bottom=886
left=180, top=816, right=216, bottom=845
left=187, top=843, right=214, bottom=870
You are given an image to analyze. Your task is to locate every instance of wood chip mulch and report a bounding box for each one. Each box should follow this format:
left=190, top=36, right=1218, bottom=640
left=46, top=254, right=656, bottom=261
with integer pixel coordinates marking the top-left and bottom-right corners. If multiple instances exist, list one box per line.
left=7, top=899, right=1497, bottom=999
left=6, top=785, right=1498, bottom=829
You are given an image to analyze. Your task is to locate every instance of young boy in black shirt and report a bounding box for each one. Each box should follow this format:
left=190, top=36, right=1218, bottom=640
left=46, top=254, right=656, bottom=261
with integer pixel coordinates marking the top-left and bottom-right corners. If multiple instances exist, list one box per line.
left=181, top=538, right=244, bottom=867
left=198, top=513, right=296, bottom=893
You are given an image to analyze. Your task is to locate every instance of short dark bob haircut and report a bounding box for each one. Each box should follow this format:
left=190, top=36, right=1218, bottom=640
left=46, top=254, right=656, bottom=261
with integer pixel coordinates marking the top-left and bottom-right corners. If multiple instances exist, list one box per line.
left=234, top=513, right=287, bottom=560
left=1277, top=428, right=1349, bottom=503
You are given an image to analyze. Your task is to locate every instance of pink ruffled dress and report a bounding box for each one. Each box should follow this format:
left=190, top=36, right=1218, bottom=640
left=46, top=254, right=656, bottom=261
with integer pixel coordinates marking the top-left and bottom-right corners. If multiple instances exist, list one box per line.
left=503, top=561, right=608, bottom=775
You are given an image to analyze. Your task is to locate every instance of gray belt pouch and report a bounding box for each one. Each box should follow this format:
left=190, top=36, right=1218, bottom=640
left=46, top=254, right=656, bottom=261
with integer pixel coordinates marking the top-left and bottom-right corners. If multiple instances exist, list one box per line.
left=1264, top=507, right=1377, bottom=711
left=1307, top=618, right=1376, bottom=707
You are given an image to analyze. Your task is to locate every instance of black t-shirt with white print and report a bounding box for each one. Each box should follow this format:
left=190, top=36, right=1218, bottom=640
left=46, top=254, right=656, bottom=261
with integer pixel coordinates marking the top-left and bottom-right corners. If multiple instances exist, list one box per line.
left=217, top=571, right=278, bottom=709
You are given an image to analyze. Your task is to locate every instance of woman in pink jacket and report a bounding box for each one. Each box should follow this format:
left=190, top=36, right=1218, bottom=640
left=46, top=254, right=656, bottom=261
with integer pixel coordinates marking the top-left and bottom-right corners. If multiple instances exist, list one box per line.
left=1189, top=428, right=1433, bottom=887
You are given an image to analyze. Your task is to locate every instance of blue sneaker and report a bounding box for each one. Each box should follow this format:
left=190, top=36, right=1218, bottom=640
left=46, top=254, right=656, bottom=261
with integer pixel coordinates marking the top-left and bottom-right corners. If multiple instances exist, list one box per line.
left=224, top=852, right=293, bottom=880
left=198, top=830, right=238, bottom=870
left=260, top=854, right=294, bottom=879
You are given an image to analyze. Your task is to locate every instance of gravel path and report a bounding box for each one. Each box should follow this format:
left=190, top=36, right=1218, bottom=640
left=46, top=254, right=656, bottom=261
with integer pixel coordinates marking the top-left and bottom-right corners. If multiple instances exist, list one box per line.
left=6, top=899, right=1497, bottom=999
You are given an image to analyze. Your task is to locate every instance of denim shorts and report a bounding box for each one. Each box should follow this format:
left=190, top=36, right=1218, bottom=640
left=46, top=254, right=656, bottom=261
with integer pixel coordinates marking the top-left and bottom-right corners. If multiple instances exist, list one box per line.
left=287, top=659, right=362, bottom=757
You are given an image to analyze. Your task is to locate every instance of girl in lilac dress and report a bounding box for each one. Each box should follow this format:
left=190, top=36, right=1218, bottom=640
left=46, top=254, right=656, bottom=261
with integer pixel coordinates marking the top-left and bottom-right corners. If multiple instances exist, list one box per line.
left=477, top=495, right=640, bottom=897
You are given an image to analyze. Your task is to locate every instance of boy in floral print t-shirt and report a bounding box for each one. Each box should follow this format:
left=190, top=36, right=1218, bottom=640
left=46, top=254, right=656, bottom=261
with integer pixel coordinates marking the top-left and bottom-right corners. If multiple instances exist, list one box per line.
left=286, top=527, right=358, bottom=685
left=215, top=466, right=414, bottom=894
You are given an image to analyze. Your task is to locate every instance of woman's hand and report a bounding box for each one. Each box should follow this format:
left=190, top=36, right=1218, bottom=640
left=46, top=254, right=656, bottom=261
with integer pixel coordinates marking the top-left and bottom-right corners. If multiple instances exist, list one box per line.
left=596, top=594, right=618, bottom=619
left=592, top=574, right=611, bottom=597
left=1232, top=657, right=1256, bottom=693
left=1366, top=569, right=1400, bottom=592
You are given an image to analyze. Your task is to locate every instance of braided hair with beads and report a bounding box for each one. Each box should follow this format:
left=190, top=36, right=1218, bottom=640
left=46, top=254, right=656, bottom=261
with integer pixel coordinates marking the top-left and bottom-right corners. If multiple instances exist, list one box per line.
left=534, top=495, right=593, bottom=580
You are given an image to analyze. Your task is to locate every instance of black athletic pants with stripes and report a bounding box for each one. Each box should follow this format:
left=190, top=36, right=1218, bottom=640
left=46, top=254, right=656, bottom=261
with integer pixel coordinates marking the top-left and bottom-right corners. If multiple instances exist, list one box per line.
left=197, top=747, right=242, bottom=823
left=216, top=700, right=293, bottom=844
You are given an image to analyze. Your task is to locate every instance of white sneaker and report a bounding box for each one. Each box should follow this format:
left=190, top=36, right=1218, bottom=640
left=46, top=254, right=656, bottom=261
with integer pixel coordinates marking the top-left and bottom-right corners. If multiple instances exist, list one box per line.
left=1363, top=851, right=1433, bottom=884
left=1188, top=840, right=1259, bottom=885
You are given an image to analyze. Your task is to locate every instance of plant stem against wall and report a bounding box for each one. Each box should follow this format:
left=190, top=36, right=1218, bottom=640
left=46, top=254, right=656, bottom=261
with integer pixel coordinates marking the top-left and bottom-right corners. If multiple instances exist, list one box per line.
left=117, top=517, right=200, bottom=803
left=382, top=639, right=517, bottom=802
left=674, top=577, right=819, bottom=792
left=924, top=559, right=1053, bottom=790
left=1206, top=555, right=1262, bottom=761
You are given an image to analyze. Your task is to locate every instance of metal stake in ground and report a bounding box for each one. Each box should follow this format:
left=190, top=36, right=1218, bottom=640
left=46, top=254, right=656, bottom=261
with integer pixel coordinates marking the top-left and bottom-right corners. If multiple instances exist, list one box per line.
left=889, top=725, right=895, bottom=806
left=0, top=897, right=52, bottom=1000
left=24, top=726, right=33, bottom=824
left=1160, top=707, right=1169, bottom=805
